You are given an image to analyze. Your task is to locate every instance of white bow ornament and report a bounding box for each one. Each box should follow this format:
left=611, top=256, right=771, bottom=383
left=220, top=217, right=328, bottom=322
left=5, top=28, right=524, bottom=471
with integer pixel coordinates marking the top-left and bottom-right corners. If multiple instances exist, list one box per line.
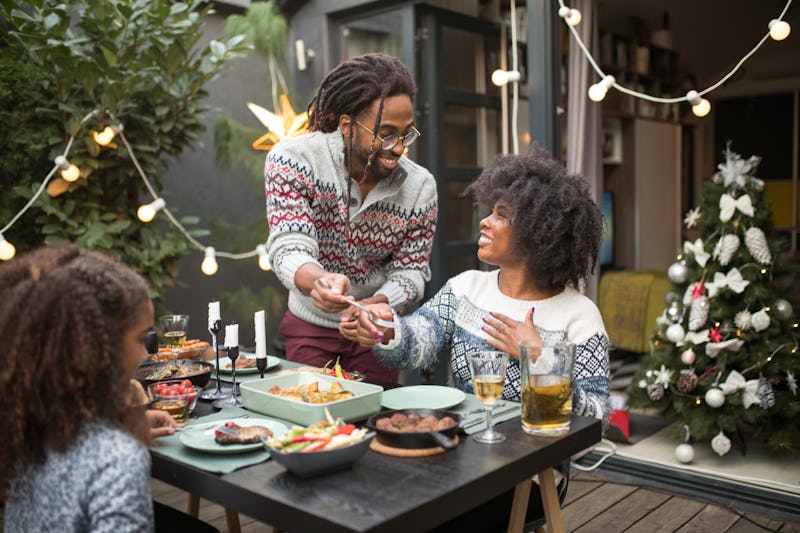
left=705, top=338, right=745, bottom=358
left=719, top=370, right=760, bottom=408
left=706, top=268, right=750, bottom=297
left=682, top=329, right=710, bottom=346
left=683, top=239, right=710, bottom=267
left=719, top=193, right=755, bottom=223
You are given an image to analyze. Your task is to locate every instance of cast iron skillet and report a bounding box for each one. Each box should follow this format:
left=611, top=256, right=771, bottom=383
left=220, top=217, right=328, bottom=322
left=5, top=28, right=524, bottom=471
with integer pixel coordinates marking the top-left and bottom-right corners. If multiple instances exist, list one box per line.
left=366, top=408, right=461, bottom=450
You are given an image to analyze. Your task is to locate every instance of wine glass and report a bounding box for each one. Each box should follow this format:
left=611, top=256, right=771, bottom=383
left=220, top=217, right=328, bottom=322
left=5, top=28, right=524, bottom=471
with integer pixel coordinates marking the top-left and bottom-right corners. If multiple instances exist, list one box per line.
left=159, top=315, right=190, bottom=369
left=467, top=351, right=509, bottom=444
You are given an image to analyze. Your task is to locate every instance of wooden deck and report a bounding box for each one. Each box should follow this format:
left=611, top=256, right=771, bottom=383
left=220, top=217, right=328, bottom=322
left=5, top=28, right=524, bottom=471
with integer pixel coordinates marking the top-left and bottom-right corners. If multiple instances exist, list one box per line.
left=149, top=470, right=800, bottom=532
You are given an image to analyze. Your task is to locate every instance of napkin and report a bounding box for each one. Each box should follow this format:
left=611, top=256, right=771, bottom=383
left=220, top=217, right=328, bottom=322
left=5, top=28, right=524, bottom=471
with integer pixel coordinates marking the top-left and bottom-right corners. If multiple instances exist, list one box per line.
left=151, top=406, right=276, bottom=474
left=451, top=394, right=521, bottom=435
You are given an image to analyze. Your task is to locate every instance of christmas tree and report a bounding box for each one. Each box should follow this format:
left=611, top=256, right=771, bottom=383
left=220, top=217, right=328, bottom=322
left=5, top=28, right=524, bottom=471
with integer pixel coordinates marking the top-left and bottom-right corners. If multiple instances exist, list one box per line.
left=628, top=146, right=799, bottom=459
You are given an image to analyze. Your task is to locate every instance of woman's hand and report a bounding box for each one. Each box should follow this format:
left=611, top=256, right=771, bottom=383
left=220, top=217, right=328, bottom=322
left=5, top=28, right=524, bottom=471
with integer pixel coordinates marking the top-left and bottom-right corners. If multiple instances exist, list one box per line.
left=338, top=306, right=361, bottom=342
left=348, top=303, right=395, bottom=347
left=145, top=409, right=177, bottom=438
left=482, top=307, right=541, bottom=360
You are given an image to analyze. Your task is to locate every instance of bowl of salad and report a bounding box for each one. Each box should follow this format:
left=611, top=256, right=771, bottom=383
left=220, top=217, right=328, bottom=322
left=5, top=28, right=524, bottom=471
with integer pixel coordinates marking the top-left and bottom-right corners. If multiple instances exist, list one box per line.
left=264, top=418, right=375, bottom=477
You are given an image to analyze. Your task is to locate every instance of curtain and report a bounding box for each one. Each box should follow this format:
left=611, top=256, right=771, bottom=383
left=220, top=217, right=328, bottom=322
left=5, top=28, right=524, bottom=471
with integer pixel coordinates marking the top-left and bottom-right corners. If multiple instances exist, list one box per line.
left=565, top=0, right=602, bottom=302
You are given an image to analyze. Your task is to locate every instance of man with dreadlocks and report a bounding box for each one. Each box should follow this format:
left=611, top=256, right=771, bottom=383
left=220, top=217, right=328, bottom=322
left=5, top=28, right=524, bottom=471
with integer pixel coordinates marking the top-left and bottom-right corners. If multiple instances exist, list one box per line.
left=265, top=53, right=437, bottom=384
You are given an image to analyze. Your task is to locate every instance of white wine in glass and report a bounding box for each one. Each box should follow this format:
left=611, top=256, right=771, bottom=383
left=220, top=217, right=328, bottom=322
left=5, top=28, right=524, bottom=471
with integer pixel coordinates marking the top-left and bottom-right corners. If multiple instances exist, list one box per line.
left=159, top=314, right=190, bottom=368
left=468, top=351, right=509, bottom=444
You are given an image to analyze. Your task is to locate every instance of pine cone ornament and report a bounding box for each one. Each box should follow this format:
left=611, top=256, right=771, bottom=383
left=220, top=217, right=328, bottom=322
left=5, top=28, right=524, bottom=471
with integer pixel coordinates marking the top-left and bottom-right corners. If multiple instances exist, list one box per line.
left=677, top=370, right=699, bottom=393
left=734, top=309, right=752, bottom=331
left=751, top=308, right=771, bottom=332
left=757, top=378, right=776, bottom=408
left=688, top=295, right=709, bottom=331
left=744, top=226, right=772, bottom=264
left=647, top=383, right=665, bottom=401
left=714, top=234, right=740, bottom=266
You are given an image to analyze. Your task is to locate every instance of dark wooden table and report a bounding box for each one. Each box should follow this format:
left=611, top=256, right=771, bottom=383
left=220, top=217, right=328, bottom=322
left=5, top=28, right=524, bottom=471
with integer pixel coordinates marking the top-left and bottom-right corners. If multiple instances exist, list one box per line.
left=151, top=414, right=601, bottom=533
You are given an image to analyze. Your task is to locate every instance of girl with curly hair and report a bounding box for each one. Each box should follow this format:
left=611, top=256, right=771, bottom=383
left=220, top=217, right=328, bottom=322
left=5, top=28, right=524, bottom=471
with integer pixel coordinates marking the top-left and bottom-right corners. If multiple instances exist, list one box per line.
left=351, top=148, right=611, bottom=531
left=0, top=245, right=159, bottom=531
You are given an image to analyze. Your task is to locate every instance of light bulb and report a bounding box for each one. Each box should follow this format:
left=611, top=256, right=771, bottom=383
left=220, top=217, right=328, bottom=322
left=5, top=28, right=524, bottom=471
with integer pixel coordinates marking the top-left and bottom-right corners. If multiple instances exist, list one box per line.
left=0, top=234, right=16, bottom=261
left=588, top=75, right=615, bottom=102
left=769, top=19, right=791, bottom=41
left=201, top=247, right=218, bottom=276
left=92, top=124, right=123, bottom=146
left=256, top=244, right=272, bottom=271
left=558, top=6, right=582, bottom=26
left=136, top=198, right=166, bottom=223
left=54, top=155, right=80, bottom=182
left=491, top=69, right=521, bottom=87
left=686, top=90, right=711, bottom=117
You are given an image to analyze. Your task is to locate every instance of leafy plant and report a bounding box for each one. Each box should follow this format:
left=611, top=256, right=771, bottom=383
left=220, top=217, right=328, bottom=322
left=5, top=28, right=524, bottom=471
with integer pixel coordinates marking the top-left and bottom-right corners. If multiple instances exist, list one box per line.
left=0, top=0, right=249, bottom=301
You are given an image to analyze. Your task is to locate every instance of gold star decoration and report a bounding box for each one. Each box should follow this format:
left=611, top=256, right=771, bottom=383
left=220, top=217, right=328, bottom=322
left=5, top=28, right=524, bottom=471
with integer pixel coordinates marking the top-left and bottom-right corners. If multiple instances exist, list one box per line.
left=248, top=93, right=308, bottom=151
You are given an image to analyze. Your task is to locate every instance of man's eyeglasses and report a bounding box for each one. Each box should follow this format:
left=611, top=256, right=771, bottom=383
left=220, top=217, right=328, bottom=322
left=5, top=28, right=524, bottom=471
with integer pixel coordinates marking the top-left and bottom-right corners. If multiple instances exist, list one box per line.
left=354, top=120, right=421, bottom=151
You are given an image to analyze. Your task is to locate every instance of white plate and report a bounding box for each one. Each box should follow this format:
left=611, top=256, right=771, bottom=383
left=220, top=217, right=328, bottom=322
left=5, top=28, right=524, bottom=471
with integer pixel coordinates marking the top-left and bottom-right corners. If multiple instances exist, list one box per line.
left=179, top=418, right=288, bottom=454
left=214, top=354, right=280, bottom=374
left=381, top=385, right=466, bottom=410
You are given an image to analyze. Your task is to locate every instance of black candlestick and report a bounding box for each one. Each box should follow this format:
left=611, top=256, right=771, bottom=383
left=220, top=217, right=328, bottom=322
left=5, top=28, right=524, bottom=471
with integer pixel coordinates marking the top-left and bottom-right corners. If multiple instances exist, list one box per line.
left=256, top=356, right=267, bottom=379
left=200, top=319, right=231, bottom=401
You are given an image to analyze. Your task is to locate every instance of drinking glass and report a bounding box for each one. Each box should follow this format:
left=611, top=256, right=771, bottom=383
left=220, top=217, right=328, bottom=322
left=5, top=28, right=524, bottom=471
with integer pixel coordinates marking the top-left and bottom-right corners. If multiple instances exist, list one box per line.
left=519, top=341, right=575, bottom=437
left=467, top=351, right=509, bottom=444
left=159, top=315, right=190, bottom=368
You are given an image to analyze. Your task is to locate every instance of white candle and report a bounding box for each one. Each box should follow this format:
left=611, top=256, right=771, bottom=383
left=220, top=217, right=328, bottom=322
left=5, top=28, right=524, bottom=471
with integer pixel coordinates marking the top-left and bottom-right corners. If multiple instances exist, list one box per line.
left=208, top=301, right=220, bottom=330
left=254, top=310, right=266, bottom=358
left=224, top=324, right=239, bottom=348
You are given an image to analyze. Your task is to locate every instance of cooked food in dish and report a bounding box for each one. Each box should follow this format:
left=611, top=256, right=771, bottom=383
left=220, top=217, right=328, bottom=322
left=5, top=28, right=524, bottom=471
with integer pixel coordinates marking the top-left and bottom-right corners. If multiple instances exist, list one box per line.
left=150, top=339, right=209, bottom=362
left=266, top=420, right=369, bottom=453
left=233, top=358, right=258, bottom=369
left=140, top=362, right=208, bottom=381
left=268, top=380, right=355, bottom=404
left=214, top=422, right=273, bottom=445
left=374, top=412, right=457, bottom=433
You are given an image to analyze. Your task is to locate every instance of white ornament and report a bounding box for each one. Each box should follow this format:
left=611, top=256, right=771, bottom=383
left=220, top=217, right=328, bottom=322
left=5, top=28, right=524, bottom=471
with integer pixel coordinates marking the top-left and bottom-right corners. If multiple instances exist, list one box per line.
left=638, top=379, right=648, bottom=389
left=774, top=299, right=793, bottom=319
left=684, top=239, right=711, bottom=267
left=666, top=323, right=686, bottom=343
left=688, top=295, right=709, bottom=331
left=744, top=226, right=772, bottom=264
left=668, top=261, right=689, bottom=284
left=675, top=443, right=695, bottom=463
left=705, top=388, right=725, bottom=408
left=719, top=370, right=761, bottom=409
left=653, top=365, right=674, bottom=388
left=680, top=348, right=696, bottom=365
left=682, top=284, right=696, bottom=306
left=666, top=300, right=684, bottom=323
left=684, top=206, right=701, bottom=229
left=711, top=430, right=732, bottom=457
left=787, top=371, right=798, bottom=396
left=751, top=308, right=771, bottom=332
left=714, top=234, right=740, bottom=266
left=734, top=309, right=752, bottom=331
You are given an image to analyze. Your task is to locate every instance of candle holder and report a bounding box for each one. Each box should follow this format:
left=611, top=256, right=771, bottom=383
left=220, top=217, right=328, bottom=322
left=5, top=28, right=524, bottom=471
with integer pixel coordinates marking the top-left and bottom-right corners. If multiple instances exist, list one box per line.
left=212, top=345, right=244, bottom=408
left=199, top=319, right=232, bottom=401
left=256, top=356, right=268, bottom=379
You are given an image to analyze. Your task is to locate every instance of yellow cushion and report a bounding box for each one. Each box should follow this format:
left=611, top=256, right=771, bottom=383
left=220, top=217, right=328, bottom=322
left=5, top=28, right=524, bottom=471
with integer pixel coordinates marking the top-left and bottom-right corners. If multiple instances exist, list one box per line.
left=599, top=270, right=669, bottom=353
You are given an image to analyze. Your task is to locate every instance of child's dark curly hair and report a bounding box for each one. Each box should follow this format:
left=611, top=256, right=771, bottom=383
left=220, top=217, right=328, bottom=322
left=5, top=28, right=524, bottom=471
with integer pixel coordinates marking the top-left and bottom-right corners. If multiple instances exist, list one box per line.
left=0, top=245, right=151, bottom=497
left=464, top=148, right=602, bottom=292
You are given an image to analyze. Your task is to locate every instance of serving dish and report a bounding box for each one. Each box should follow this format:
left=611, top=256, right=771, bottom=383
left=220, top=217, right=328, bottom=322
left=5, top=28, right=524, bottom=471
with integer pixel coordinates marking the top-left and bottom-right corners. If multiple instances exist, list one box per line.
left=265, top=431, right=375, bottom=477
left=366, top=409, right=461, bottom=450
left=135, top=360, right=213, bottom=389
left=240, top=372, right=383, bottom=425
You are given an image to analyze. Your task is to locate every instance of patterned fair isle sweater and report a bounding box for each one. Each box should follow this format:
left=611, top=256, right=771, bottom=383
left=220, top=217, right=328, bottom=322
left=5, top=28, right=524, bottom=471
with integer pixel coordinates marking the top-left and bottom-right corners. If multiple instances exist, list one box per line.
left=5, top=422, right=154, bottom=533
left=265, top=129, right=438, bottom=329
left=375, top=269, right=612, bottom=429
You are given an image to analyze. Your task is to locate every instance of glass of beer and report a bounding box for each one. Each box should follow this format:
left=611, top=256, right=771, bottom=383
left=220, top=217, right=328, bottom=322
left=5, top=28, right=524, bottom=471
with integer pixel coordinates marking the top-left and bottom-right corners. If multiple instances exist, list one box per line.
left=467, top=351, right=509, bottom=444
left=519, top=341, right=575, bottom=437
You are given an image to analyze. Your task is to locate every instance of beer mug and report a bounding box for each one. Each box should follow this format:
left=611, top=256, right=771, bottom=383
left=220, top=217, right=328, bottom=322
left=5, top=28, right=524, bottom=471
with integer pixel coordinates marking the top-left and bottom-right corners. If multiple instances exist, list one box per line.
left=519, top=340, right=575, bottom=436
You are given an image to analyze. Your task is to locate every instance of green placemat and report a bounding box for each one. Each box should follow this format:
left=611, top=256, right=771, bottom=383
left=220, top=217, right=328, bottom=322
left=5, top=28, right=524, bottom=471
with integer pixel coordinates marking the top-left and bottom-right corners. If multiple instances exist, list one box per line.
left=450, top=394, right=521, bottom=435
left=150, top=406, right=292, bottom=474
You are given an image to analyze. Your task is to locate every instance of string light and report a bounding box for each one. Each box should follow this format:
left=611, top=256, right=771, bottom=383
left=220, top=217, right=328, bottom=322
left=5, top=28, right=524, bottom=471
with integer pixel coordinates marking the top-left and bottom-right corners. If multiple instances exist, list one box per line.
left=54, top=155, right=80, bottom=182
left=769, top=19, right=791, bottom=41
left=201, top=247, right=218, bottom=276
left=558, top=5, right=582, bottom=26
left=137, top=198, right=166, bottom=223
left=92, top=124, right=123, bottom=146
left=686, top=90, right=711, bottom=117
left=256, top=244, right=272, bottom=271
left=491, top=69, right=521, bottom=87
left=588, top=75, right=615, bottom=102
left=0, top=233, right=16, bottom=261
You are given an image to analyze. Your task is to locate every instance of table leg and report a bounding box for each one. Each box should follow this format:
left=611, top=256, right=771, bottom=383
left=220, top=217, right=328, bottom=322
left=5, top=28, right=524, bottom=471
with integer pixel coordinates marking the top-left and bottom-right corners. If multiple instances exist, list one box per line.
left=539, top=467, right=565, bottom=533
left=507, top=478, right=532, bottom=533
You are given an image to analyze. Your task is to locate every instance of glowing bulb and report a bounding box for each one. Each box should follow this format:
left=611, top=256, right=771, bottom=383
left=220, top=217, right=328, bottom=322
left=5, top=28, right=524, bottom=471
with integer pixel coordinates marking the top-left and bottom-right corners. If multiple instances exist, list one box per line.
left=92, top=124, right=123, bottom=146
left=136, top=198, right=166, bottom=223
left=558, top=6, right=582, bottom=26
left=588, top=75, right=615, bottom=102
left=201, top=247, right=218, bottom=275
left=491, top=69, right=521, bottom=87
left=54, top=155, right=80, bottom=182
left=256, top=244, right=272, bottom=271
left=686, top=90, right=711, bottom=117
left=0, top=234, right=16, bottom=260
left=769, top=19, right=791, bottom=41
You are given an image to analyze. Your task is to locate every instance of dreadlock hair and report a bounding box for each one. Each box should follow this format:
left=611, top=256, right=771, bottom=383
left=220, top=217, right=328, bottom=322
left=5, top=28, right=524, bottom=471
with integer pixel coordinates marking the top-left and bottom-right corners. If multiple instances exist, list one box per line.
left=464, top=147, right=603, bottom=293
left=0, top=245, right=152, bottom=498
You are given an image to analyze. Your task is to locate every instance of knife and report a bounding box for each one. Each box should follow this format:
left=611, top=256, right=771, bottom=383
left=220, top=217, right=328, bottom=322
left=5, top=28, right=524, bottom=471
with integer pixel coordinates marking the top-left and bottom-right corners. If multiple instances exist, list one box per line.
left=460, top=405, right=520, bottom=430
left=174, top=415, right=251, bottom=432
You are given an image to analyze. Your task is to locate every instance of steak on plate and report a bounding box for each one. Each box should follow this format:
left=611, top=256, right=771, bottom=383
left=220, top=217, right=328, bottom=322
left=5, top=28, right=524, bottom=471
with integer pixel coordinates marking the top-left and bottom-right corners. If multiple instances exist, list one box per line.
left=214, top=422, right=272, bottom=444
